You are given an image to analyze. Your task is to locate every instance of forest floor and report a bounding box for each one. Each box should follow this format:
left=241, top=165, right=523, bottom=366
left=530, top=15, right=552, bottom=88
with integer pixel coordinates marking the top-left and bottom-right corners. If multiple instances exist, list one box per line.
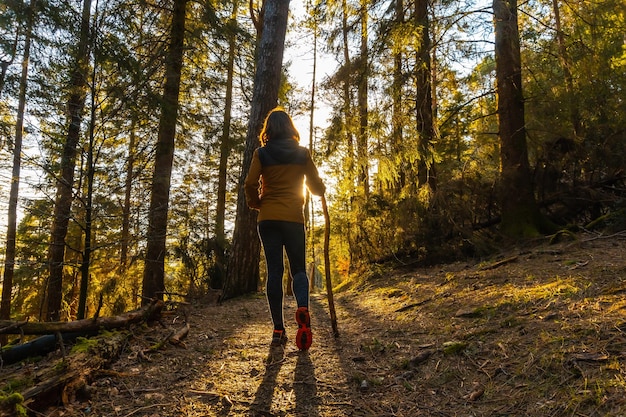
left=12, top=231, right=626, bottom=416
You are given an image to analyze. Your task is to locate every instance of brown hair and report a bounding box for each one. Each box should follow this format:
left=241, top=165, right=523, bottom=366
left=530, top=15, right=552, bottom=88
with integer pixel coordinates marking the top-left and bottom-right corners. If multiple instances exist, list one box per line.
left=259, top=107, right=300, bottom=146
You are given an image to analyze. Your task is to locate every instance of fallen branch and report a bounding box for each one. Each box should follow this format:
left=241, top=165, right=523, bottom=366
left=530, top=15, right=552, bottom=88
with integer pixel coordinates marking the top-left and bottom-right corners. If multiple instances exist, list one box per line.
left=580, top=229, right=626, bottom=242
left=478, top=256, right=518, bottom=271
left=0, top=300, right=165, bottom=335
left=395, top=297, right=434, bottom=312
left=1, top=300, right=165, bottom=366
left=169, top=323, right=190, bottom=347
left=0, top=319, right=29, bottom=334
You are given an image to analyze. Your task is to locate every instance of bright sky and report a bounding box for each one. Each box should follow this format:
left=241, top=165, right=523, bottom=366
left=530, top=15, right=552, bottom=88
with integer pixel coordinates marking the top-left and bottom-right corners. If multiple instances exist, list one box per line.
left=284, top=2, right=336, bottom=152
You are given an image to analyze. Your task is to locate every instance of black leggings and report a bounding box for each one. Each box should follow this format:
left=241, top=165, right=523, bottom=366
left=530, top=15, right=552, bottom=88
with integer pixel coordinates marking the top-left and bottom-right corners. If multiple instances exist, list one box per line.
left=258, top=220, right=309, bottom=330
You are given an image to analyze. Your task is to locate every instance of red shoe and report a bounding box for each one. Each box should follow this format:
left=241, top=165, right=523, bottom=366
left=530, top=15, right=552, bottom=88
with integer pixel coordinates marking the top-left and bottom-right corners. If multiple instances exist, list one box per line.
left=271, top=329, right=287, bottom=347
left=295, top=307, right=312, bottom=350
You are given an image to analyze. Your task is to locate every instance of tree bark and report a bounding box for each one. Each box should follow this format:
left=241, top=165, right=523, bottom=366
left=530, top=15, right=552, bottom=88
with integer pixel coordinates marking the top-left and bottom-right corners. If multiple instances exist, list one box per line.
left=306, top=2, right=321, bottom=291
left=551, top=0, right=580, bottom=139
left=45, top=0, right=92, bottom=321
left=493, top=0, right=547, bottom=237
left=1, top=0, right=35, bottom=321
left=341, top=0, right=356, bottom=272
left=357, top=0, right=369, bottom=197
left=392, top=0, right=404, bottom=191
left=120, top=122, right=136, bottom=270
left=142, top=0, right=187, bottom=303
left=223, top=0, right=290, bottom=299
left=77, top=42, right=100, bottom=320
left=215, top=1, right=239, bottom=289
left=341, top=0, right=355, bottom=180
left=415, top=0, right=436, bottom=190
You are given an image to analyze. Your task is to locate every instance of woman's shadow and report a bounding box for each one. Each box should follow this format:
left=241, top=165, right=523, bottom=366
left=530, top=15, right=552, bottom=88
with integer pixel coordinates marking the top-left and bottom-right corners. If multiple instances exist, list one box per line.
left=294, top=350, right=318, bottom=416
left=249, top=346, right=318, bottom=417
left=249, top=344, right=287, bottom=416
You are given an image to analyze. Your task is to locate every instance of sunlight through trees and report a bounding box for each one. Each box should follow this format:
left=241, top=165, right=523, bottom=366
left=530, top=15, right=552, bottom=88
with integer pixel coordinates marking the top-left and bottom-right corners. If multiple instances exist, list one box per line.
left=0, top=0, right=624, bottom=321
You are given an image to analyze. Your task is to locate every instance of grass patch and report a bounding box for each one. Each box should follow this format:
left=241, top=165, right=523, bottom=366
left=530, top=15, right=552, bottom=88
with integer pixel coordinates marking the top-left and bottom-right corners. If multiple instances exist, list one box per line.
left=514, top=277, right=582, bottom=301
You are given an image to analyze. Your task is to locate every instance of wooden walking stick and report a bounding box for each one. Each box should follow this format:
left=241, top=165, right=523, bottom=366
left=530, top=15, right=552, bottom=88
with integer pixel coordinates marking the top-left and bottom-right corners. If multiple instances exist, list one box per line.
left=321, top=194, right=339, bottom=337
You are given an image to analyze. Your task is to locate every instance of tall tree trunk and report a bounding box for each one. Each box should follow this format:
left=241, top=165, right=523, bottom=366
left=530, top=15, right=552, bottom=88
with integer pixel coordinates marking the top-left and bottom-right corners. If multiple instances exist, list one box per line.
left=45, top=0, right=92, bottom=321
left=493, top=0, right=547, bottom=237
left=392, top=0, right=404, bottom=191
left=222, top=0, right=290, bottom=299
left=215, top=0, right=239, bottom=289
left=306, top=1, right=320, bottom=291
left=429, top=5, right=438, bottom=126
left=341, top=0, right=354, bottom=178
left=357, top=0, right=369, bottom=197
left=120, top=122, right=136, bottom=270
left=1, top=0, right=35, bottom=321
left=341, top=0, right=355, bottom=271
left=551, top=0, right=580, bottom=139
left=77, top=47, right=98, bottom=320
left=304, top=2, right=318, bottom=226
left=415, top=0, right=436, bottom=190
left=121, top=6, right=148, bottom=273
left=142, top=0, right=187, bottom=304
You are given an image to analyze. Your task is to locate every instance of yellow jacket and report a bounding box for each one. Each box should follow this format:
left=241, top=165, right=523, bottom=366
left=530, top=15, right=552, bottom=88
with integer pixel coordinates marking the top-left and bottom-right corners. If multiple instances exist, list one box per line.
left=245, top=139, right=325, bottom=224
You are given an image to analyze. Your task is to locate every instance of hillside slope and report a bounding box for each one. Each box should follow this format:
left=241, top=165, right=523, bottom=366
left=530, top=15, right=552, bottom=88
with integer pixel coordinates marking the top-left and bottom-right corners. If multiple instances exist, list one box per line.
left=10, top=232, right=626, bottom=416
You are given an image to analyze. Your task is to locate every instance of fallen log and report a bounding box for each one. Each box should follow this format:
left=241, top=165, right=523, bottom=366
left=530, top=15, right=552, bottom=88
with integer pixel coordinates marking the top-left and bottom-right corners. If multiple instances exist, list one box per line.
left=0, top=300, right=165, bottom=335
left=0, top=300, right=164, bottom=366
left=1, top=331, right=98, bottom=366
left=1, top=331, right=131, bottom=416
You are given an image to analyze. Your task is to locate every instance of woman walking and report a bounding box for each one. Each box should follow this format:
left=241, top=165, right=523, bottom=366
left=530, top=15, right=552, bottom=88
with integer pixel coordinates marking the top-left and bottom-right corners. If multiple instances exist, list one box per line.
left=244, top=107, right=325, bottom=350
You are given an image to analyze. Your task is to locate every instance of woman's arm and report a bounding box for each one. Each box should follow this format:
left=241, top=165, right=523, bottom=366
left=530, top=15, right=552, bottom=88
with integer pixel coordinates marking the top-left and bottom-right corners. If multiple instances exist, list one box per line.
left=304, top=149, right=325, bottom=196
left=244, top=149, right=263, bottom=209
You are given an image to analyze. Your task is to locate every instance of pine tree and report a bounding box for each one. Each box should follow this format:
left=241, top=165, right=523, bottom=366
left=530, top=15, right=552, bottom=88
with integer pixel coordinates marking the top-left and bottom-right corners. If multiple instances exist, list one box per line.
left=223, top=0, right=291, bottom=299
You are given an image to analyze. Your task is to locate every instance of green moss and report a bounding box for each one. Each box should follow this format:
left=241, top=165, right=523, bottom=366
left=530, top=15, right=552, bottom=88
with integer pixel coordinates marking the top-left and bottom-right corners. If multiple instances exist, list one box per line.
left=362, top=337, right=386, bottom=354
left=70, top=336, right=99, bottom=354
left=0, top=392, right=24, bottom=405
left=585, top=208, right=626, bottom=232
left=442, top=341, right=468, bottom=355
left=549, top=229, right=578, bottom=244
left=1, top=377, right=33, bottom=393
left=0, top=392, right=27, bottom=416
left=1, top=342, right=16, bottom=353
left=376, top=287, right=404, bottom=298
left=53, top=359, right=68, bottom=372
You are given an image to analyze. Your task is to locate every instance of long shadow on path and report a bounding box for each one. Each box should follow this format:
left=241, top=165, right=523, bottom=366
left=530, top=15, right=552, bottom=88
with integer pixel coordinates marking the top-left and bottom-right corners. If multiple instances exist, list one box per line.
left=249, top=345, right=287, bottom=416
left=294, top=351, right=319, bottom=417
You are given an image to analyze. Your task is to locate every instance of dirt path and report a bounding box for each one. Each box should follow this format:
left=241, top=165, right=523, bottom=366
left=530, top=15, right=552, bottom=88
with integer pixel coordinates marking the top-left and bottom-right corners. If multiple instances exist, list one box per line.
left=81, top=294, right=356, bottom=417
left=39, top=235, right=626, bottom=417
